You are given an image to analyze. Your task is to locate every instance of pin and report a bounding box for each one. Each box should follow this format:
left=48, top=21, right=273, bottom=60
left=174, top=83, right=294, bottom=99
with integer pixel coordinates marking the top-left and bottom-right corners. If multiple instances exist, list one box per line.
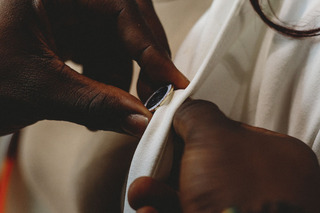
left=144, top=84, right=174, bottom=112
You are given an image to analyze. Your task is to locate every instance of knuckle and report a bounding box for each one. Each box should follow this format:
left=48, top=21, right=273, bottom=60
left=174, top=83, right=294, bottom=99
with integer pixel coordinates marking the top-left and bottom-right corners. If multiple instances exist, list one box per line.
left=173, top=99, right=236, bottom=143
left=174, top=99, right=225, bottom=126
left=72, top=87, right=121, bottom=130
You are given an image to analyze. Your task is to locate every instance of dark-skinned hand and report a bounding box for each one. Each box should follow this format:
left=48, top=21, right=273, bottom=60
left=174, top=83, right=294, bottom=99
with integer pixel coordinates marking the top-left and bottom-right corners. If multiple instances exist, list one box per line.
left=128, top=100, right=320, bottom=213
left=0, top=0, right=189, bottom=136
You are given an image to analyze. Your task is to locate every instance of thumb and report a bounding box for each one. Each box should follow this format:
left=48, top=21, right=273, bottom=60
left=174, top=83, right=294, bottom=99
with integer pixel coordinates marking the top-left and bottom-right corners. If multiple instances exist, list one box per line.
left=128, top=177, right=180, bottom=212
left=40, top=62, right=152, bottom=137
left=173, top=100, right=233, bottom=144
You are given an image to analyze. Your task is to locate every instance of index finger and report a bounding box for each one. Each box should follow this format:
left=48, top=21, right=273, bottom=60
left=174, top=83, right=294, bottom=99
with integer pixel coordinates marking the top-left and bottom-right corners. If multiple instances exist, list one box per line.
left=116, top=1, right=189, bottom=89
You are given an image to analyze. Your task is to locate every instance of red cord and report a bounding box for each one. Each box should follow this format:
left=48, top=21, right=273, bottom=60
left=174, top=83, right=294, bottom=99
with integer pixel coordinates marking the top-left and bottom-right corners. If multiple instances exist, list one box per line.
left=0, top=157, right=14, bottom=213
left=0, top=132, right=19, bottom=213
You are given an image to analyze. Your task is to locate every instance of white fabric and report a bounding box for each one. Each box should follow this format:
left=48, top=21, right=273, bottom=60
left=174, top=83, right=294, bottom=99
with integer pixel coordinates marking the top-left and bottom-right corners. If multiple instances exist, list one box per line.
left=124, top=0, right=320, bottom=211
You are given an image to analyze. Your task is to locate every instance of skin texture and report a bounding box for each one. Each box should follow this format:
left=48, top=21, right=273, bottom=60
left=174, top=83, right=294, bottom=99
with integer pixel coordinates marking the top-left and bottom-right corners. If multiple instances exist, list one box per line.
left=0, top=0, right=189, bottom=136
left=129, top=100, right=320, bottom=213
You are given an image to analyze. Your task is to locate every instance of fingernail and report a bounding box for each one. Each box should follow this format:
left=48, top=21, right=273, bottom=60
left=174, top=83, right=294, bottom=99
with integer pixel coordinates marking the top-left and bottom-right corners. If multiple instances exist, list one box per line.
left=122, top=114, right=149, bottom=137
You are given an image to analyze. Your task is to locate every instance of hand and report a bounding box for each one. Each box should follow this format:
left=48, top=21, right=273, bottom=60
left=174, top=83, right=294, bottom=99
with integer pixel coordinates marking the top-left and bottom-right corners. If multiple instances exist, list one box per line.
left=128, top=100, right=320, bottom=212
left=0, top=0, right=189, bottom=136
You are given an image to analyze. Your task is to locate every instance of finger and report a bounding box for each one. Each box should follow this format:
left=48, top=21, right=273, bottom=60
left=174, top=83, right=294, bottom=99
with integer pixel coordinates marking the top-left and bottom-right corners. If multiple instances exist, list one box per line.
left=173, top=100, right=240, bottom=212
left=39, top=61, right=152, bottom=137
left=128, top=177, right=181, bottom=213
left=173, top=100, right=238, bottom=143
left=115, top=1, right=189, bottom=91
left=134, top=0, right=181, bottom=101
left=135, top=0, right=171, bottom=55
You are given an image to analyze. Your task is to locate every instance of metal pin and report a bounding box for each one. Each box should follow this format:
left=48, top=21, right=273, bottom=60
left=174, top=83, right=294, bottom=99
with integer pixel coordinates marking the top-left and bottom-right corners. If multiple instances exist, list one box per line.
left=144, top=84, right=174, bottom=112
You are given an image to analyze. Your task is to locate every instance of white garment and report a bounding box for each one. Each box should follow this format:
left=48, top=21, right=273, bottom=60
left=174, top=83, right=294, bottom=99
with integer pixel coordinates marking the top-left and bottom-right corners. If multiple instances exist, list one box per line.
left=124, top=0, right=320, bottom=211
